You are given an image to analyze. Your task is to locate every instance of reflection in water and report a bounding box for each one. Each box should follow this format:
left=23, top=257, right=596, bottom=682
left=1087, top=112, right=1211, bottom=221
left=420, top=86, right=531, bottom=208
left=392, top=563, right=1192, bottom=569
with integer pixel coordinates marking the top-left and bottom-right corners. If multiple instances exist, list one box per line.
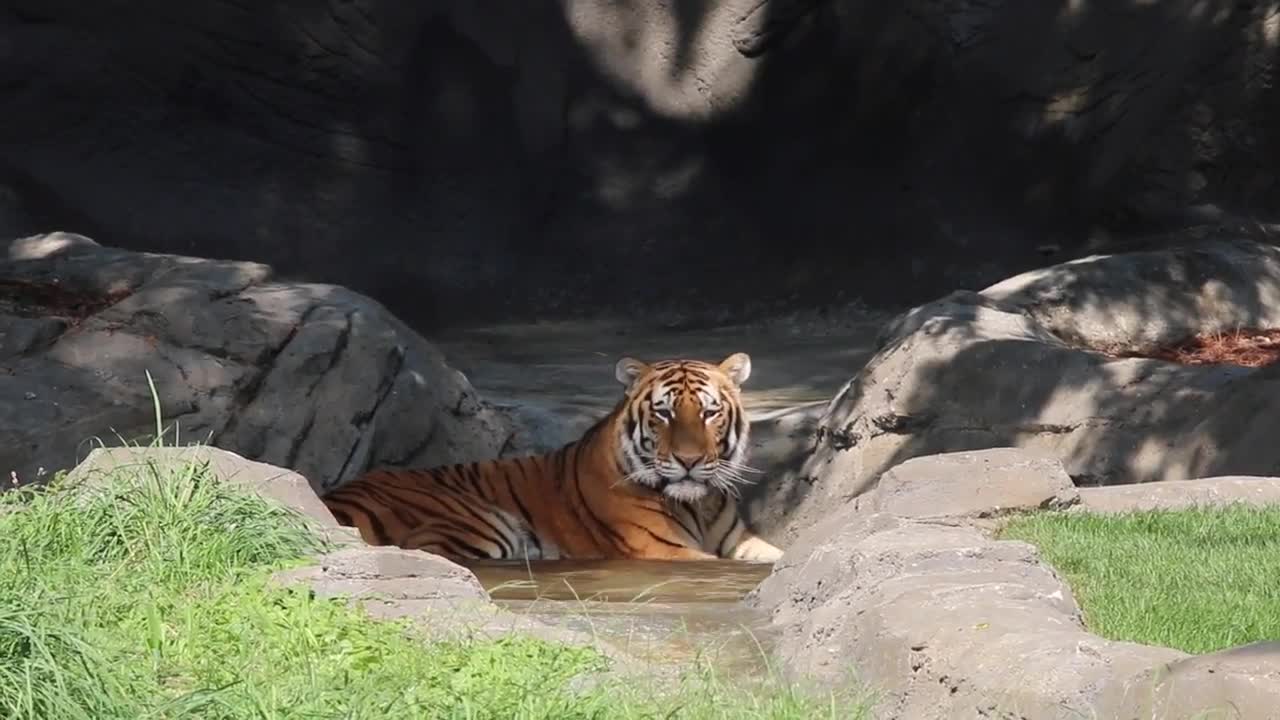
left=464, top=558, right=772, bottom=603
left=464, top=559, right=779, bottom=676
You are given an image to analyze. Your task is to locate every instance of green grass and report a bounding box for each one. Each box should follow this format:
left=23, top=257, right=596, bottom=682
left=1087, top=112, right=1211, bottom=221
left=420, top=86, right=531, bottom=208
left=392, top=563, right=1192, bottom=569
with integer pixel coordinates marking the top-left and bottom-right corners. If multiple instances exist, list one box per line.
left=1000, top=505, right=1280, bottom=654
left=0, top=450, right=872, bottom=719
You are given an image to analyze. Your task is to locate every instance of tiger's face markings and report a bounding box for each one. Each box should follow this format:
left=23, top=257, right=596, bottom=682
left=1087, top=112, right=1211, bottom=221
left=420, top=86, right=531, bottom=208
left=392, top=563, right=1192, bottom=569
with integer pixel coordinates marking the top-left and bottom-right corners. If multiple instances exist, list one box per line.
left=614, top=353, right=754, bottom=503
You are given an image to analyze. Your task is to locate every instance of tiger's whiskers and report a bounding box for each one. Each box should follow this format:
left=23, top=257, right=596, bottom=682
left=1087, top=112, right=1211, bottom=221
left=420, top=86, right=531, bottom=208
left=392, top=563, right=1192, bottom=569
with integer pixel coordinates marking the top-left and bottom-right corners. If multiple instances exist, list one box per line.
left=617, top=463, right=659, bottom=488
left=716, top=466, right=762, bottom=487
left=720, top=459, right=764, bottom=475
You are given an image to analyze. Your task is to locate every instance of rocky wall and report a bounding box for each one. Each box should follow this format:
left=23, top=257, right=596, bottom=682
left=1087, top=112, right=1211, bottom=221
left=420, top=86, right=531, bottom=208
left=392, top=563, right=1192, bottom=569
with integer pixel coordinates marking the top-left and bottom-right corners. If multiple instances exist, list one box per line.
left=4, top=1, right=1280, bottom=328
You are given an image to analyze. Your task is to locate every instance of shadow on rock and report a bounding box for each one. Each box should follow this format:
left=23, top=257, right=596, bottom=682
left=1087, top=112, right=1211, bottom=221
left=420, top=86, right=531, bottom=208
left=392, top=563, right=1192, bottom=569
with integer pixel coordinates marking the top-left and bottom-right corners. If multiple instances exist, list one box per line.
left=1, top=232, right=529, bottom=492
left=761, top=236, right=1280, bottom=542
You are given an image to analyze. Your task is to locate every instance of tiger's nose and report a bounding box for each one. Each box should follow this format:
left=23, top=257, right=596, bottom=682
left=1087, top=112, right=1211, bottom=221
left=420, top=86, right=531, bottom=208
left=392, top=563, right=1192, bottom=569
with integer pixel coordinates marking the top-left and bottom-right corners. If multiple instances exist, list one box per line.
left=673, top=452, right=701, bottom=470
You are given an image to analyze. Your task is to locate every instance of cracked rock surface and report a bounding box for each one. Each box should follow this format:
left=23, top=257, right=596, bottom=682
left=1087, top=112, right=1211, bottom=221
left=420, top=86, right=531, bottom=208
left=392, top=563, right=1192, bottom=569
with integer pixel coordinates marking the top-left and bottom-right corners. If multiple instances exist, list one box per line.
left=770, top=238, right=1280, bottom=543
left=749, top=447, right=1280, bottom=719
left=1, top=232, right=522, bottom=492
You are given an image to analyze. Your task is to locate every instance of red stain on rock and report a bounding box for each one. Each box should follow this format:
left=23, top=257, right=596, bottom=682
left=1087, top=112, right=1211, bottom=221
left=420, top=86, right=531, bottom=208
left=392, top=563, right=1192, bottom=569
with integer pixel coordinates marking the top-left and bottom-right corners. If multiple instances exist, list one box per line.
left=1114, top=329, right=1280, bottom=368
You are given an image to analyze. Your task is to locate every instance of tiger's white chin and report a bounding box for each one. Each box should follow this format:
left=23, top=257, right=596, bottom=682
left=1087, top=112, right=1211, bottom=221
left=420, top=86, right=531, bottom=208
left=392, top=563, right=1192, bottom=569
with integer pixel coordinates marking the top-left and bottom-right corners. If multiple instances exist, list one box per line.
left=662, top=480, right=709, bottom=503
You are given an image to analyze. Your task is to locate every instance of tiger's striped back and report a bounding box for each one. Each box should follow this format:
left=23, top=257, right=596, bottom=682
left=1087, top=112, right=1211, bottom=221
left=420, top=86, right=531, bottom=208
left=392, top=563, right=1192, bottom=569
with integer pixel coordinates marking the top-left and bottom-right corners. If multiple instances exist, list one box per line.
left=325, top=458, right=555, bottom=559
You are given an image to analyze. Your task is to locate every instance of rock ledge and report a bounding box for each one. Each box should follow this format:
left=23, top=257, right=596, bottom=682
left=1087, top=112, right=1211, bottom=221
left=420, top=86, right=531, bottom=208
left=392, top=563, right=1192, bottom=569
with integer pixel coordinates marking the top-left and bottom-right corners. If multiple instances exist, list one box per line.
left=750, top=447, right=1280, bottom=719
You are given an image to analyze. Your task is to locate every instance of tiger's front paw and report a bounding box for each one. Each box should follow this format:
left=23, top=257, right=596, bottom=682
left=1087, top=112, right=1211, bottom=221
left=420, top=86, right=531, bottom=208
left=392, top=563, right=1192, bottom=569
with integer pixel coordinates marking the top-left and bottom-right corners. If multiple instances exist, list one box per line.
left=730, top=535, right=784, bottom=563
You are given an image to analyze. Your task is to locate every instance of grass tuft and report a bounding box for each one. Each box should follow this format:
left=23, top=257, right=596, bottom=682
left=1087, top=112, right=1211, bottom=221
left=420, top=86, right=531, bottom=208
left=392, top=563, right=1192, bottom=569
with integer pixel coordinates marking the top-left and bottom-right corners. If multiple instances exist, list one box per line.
left=1001, top=504, right=1280, bottom=654
left=0, top=447, right=870, bottom=719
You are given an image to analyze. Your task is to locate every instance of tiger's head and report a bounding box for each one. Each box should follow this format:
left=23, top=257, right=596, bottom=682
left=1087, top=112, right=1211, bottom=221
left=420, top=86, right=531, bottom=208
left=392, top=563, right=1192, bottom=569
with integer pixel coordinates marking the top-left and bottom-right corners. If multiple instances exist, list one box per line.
left=612, top=353, right=754, bottom=503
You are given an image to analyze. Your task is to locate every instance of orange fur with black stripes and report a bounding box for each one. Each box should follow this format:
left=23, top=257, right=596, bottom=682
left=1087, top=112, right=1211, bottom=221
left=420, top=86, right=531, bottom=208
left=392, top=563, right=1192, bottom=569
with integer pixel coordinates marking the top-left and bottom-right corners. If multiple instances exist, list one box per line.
left=322, top=353, right=783, bottom=562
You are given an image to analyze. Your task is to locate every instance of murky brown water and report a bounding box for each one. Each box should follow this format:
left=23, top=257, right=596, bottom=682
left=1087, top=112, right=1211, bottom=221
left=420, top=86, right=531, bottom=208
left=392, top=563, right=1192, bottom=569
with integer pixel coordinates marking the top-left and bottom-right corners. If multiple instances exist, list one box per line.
left=465, top=559, right=779, bottom=676
left=465, top=558, right=772, bottom=603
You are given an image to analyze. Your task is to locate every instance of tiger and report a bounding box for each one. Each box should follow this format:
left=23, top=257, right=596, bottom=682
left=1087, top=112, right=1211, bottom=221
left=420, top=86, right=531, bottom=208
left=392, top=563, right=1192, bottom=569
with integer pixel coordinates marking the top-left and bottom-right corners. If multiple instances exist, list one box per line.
left=321, top=352, right=784, bottom=563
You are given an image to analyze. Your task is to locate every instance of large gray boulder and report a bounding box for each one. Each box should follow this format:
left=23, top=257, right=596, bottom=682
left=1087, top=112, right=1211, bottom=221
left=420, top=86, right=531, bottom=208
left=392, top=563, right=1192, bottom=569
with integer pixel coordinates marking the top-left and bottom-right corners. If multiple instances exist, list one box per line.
left=749, top=447, right=1280, bottom=719
left=748, top=507, right=1185, bottom=718
left=1, top=232, right=519, bottom=493
left=772, top=238, right=1280, bottom=541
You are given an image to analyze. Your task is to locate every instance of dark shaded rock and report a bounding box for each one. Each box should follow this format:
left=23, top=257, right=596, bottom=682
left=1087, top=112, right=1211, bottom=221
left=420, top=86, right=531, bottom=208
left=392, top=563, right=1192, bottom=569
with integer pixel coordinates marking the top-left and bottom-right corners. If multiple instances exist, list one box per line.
left=0, top=315, right=64, bottom=359
left=1, top=232, right=521, bottom=492
left=8, top=2, right=1280, bottom=327
left=771, top=239, right=1280, bottom=543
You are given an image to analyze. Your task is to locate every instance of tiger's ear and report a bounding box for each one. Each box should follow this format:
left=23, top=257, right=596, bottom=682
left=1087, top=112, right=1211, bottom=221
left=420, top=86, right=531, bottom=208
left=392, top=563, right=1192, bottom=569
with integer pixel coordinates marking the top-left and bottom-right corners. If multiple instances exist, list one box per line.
left=615, top=356, right=650, bottom=387
left=719, top=352, right=752, bottom=386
